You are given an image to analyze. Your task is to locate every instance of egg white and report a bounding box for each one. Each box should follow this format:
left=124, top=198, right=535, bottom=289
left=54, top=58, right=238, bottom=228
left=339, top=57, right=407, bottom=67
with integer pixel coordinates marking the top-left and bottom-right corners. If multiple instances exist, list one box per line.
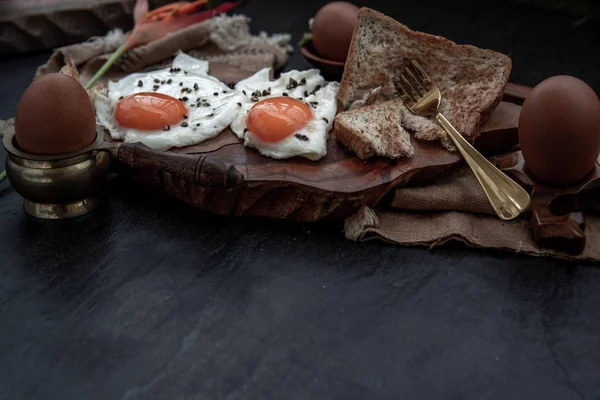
left=231, top=68, right=339, bottom=161
left=93, top=53, right=244, bottom=150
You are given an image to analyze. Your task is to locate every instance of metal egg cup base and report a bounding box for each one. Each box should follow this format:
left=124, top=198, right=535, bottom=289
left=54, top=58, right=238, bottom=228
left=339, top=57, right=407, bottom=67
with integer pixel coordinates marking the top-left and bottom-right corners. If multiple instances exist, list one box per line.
left=23, top=197, right=102, bottom=220
left=3, top=127, right=111, bottom=220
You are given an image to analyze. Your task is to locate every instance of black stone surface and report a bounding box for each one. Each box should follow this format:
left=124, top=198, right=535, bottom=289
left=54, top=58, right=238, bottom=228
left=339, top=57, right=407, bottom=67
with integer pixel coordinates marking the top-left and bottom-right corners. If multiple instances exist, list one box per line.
left=1, top=1, right=600, bottom=399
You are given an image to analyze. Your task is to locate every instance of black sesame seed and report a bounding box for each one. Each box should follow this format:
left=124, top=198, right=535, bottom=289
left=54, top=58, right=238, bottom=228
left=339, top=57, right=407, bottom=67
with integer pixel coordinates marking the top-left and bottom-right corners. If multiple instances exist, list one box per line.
left=223, top=90, right=228, bottom=94
left=137, top=80, right=143, bottom=87
left=295, top=134, right=309, bottom=141
left=184, top=70, right=188, bottom=74
left=251, top=96, right=259, bottom=102
left=153, top=85, right=159, bottom=91
left=237, top=102, right=242, bottom=107
left=167, top=79, right=172, bottom=84
left=203, top=102, right=210, bottom=107
left=252, top=90, right=262, bottom=98
left=181, top=121, right=188, bottom=127
left=154, top=78, right=159, bottom=83
left=242, top=90, right=247, bottom=95
left=300, top=78, right=307, bottom=85
left=163, top=125, right=170, bottom=131
left=322, top=117, right=329, bottom=123
left=161, top=80, right=165, bottom=84
left=182, top=97, right=188, bottom=102
left=213, top=92, right=219, bottom=96
left=194, top=83, right=199, bottom=91
left=119, top=96, right=124, bottom=100
left=228, top=82, right=235, bottom=89
left=282, top=92, right=289, bottom=97
left=183, top=115, right=188, bottom=119
left=304, top=90, right=309, bottom=97
left=262, top=89, right=269, bottom=96
left=179, top=82, right=183, bottom=86
left=310, top=101, right=319, bottom=109
left=297, top=97, right=303, bottom=101
left=311, top=85, right=322, bottom=95
left=208, top=113, right=215, bottom=117
left=289, top=77, right=298, bottom=89
left=243, top=128, right=248, bottom=133
left=196, top=123, right=200, bottom=126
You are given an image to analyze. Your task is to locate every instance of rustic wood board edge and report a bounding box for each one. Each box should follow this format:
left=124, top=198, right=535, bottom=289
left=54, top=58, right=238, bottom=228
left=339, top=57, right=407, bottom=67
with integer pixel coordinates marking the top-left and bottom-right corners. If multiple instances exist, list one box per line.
left=498, top=151, right=600, bottom=255
left=110, top=99, right=522, bottom=221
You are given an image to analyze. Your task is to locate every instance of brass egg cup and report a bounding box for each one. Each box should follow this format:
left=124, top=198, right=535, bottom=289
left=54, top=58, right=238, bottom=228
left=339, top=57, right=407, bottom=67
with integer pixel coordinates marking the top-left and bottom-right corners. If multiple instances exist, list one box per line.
left=3, top=128, right=110, bottom=220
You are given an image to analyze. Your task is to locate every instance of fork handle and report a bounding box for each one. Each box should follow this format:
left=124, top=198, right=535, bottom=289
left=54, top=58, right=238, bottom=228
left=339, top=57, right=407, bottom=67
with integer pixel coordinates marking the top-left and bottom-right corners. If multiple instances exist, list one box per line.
left=435, top=113, right=531, bottom=220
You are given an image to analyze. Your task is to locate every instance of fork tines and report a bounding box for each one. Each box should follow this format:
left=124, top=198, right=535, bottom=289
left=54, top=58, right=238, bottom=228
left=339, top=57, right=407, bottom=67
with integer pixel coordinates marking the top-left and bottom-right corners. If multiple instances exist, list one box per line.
left=393, top=59, right=433, bottom=105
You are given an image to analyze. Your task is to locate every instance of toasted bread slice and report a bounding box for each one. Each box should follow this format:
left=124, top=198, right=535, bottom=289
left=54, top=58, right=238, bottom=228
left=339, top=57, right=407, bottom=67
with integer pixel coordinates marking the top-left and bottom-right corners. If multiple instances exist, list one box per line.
left=335, top=8, right=511, bottom=158
left=335, top=99, right=414, bottom=159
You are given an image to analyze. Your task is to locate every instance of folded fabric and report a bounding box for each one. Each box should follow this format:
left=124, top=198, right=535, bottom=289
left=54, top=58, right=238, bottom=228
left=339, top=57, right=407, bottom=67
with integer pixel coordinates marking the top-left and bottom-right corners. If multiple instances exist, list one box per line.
left=36, top=15, right=292, bottom=85
left=345, top=163, right=600, bottom=262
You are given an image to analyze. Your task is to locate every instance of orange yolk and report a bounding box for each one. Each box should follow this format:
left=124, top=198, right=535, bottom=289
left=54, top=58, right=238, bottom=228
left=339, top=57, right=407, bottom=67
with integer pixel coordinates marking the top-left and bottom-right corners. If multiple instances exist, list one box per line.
left=114, top=92, right=187, bottom=131
left=246, top=97, right=313, bottom=142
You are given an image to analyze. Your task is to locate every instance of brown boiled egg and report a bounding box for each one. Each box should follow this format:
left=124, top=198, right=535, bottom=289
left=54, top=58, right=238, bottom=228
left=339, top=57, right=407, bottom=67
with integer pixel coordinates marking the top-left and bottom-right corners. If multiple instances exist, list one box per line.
left=518, top=75, right=600, bottom=187
left=15, top=73, right=96, bottom=155
left=311, top=1, right=359, bottom=62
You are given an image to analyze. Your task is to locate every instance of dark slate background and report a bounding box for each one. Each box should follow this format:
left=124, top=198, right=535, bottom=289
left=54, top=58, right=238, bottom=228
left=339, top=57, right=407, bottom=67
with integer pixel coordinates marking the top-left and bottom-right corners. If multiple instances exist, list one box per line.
left=1, top=0, right=599, bottom=399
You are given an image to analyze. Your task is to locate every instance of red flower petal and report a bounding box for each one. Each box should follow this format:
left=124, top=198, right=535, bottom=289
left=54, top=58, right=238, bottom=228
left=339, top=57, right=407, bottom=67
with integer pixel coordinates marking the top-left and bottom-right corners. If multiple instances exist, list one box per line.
left=125, top=1, right=241, bottom=50
left=133, top=0, right=149, bottom=24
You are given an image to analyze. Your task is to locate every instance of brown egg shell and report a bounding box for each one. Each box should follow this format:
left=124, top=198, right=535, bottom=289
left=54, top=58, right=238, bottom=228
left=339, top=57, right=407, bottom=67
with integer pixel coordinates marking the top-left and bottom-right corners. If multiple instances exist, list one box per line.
left=311, top=1, right=359, bottom=62
left=15, top=73, right=97, bottom=156
left=518, top=75, right=600, bottom=187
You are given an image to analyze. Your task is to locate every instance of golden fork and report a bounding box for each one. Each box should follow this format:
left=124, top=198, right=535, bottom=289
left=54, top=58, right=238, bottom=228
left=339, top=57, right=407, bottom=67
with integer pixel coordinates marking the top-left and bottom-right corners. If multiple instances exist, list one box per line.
left=393, top=60, right=530, bottom=220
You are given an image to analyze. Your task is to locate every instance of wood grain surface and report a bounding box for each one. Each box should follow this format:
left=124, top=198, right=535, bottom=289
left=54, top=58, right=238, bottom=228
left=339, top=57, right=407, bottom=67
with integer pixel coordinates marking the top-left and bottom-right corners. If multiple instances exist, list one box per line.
left=112, top=100, right=522, bottom=221
left=498, top=151, right=600, bottom=254
left=94, top=61, right=528, bottom=221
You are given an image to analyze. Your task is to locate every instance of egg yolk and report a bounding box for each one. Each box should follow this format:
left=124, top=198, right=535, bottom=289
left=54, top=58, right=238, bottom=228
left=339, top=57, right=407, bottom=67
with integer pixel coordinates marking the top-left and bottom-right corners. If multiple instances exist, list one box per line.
left=246, top=97, right=313, bottom=142
left=115, top=92, right=187, bottom=131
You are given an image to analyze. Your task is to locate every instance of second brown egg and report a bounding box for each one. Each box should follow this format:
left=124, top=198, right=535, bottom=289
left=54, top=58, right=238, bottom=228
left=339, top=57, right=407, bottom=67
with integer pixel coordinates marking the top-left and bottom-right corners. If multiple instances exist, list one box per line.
left=311, top=2, right=359, bottom=62
left=518, top=75, right=600, bottom=187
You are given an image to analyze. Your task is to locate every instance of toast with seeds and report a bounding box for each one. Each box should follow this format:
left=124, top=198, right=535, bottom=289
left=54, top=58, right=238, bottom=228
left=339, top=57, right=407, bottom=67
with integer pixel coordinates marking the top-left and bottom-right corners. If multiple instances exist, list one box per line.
left=334, top=8, right=511, bottom=159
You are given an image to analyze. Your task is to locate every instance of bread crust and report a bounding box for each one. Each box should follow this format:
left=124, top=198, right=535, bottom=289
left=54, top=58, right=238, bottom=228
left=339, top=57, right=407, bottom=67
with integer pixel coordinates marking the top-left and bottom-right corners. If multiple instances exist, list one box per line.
left=335, top=8, right=512, bottom=159
left=334, top=116, right=376, bottom=159
left=334, top=99, right=415, bottom=160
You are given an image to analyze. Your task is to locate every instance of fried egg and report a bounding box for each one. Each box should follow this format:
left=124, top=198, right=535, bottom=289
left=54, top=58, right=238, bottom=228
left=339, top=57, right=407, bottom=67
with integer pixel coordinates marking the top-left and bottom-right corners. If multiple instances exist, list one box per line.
left=230, top=69, right=339, bottom=160
left=93, top=53, right=243, bottom=150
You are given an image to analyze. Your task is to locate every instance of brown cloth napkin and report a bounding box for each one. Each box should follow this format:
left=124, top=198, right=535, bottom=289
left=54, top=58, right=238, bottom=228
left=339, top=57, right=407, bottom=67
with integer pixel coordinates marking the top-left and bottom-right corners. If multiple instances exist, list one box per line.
left=345, top=163, right=600, bottom=262
left=36, top=15, right=292, bottom=85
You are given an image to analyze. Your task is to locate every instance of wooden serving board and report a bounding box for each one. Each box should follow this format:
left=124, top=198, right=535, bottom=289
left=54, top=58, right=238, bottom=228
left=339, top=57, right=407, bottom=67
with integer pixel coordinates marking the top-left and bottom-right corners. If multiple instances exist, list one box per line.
left=98, top=61, right=524, bottom=221
left=110, top=99, right=522, bottom=221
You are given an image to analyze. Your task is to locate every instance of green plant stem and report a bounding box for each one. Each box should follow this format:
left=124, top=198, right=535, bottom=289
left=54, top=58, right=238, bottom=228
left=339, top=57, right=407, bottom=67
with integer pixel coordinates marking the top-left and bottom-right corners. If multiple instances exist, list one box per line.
left=298, top=33, right=312, bottom=48
left=0, top=169, right=6, bottom=185
left=84, top=43, right=128, bottom=90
